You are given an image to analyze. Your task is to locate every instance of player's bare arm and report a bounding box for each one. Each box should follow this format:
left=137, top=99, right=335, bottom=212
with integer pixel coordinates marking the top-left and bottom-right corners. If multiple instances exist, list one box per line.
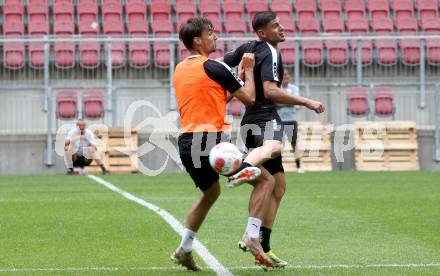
left=263, top=81, right=325, bottom=113
left=231, top=53, right=256, bottom=107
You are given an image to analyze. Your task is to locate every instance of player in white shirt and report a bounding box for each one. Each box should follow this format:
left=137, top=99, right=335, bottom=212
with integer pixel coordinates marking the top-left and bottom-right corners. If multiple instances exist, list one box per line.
left=276, top=69, right=304, bottom=173
left=64, top=119, right=108, bottom=175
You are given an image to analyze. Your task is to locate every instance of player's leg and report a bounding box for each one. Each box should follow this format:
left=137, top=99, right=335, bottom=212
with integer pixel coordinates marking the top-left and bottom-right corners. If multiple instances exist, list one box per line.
left=292, top=121, right=303, bottom=173
left=260, top=164, right=288, bottom=267
left=238, top=167, right=275, bottom=268
left=228, top=114, right=284, bottom=187
left=64, top=145, right=75, bottom=174
left=171, top=155, right=220, bottom=271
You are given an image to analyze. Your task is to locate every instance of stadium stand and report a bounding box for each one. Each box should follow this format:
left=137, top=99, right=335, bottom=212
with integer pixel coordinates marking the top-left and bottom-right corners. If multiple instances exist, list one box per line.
left=0, top=0, right=437, bottom=69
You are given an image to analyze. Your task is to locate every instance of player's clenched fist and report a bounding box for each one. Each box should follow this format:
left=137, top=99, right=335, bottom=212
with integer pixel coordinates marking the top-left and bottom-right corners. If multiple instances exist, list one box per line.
left=305, top=99, right=325, bottom=114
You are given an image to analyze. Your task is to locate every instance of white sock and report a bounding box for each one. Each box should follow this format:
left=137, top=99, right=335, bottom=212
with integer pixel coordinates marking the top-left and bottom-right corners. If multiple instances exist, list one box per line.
left=179, top=228, right=196, bottom=252
left=246, top=217, right=262, bottom=239
left=64, top=154, right=73, bottom=169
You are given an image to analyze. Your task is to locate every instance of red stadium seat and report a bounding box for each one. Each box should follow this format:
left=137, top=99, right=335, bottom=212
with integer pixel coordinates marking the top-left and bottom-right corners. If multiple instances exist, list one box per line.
left=374, top=87, right=395, bottom=116
left=396, top=17, right=418, bottom=32
left=416, top=0, right=438, bottom=20
left=28, top=21, right=49, bottom=69
left=279, top=42, right=296, bottom=66
left=126, top=0, right=147, bottom=22
left=56, top=90, right=78, bottom=119
left=324, top=18, right=348, bottom=65
left=175, top=0, right=197, bottom=27
left=298, top=17, right=320, bottom=34
left=373, top=18, right=398, bottom=65
left=150, top=0, right=171, bottom=21
left=421, top=18, right=440, bottom=65
left=368, top=0, right=390, bottom=20
left=396, top=17, right=420, bottom=64
left=103, top=20, right=126, bottom=68
left=3, top=21, right=25, bottom=69
left=298, top=17, right=323, bottom=66
left=128, top=20, right=150, bottom=68
left=271, top=0, right=292, bottom=20
left=223, top=0, right=245, bottom=20
left=347, top=86, right=369, bottom=116
left=280, top=18, right=296, bottom=34
left=320, top=0, right=342, bottom=20
left=426, top=40, right=440, bottom=65
left=82, top=90, right=104, bottom=119
left=53, top=0, right=74, bottom=23
left=295, top=0, right=317, bottom=20
left=247, top=0, right=269, bottom=21
left=102, top=0, right=123, bottom=23
left=347, top=18, right=372, bottom=65
left=344, top=0, right=366, bottom=19
left=28, top=1, right=48, bottom=23
left=79, top=21, right=101, bottom=68
left=77, top=0, right=98, bottom=23
left=3, top=1, right=24, bottom=22
left=225, top=19, right=247, bottom=50
left=152, top=20, right=173, bottom=68
left=199, top=0, right=221, bottom=21
left=54, top=21, right=75, bottom=68
left=392, top=0, right=414, bottom=19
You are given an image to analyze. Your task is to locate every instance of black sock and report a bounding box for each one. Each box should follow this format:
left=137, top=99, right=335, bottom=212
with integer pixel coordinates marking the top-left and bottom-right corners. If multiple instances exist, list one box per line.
left=295, top=158, right=301, bottom=169
left=239, top=162, right=252, bottom=171
left=259, top=226, right=272, bottom=253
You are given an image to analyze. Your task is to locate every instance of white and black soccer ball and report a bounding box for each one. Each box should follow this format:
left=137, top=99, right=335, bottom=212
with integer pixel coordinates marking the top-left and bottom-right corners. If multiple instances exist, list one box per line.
left=209, top=142, right=243, bottom=176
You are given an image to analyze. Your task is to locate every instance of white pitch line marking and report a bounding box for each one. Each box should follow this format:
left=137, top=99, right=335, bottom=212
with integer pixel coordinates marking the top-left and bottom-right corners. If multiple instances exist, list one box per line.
left=1, top=263, right=440, bottom=273
left=86, top=175, right=232, bottom=276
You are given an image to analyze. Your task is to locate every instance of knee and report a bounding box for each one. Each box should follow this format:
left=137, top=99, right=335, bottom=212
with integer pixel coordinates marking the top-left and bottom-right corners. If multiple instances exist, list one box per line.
left=267, top=141, right=283, bottom=158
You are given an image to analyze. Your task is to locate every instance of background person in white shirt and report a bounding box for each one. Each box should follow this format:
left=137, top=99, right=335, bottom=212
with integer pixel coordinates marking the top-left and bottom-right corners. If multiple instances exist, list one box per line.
left=276, top=69, right=304, bottom=173
left=64, top=119, right=108, bottom=175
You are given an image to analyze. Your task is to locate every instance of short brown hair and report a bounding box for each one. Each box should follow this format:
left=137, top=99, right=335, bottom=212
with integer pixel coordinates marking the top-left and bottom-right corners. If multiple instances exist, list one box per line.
left=179, top=17, right=213, bottom=50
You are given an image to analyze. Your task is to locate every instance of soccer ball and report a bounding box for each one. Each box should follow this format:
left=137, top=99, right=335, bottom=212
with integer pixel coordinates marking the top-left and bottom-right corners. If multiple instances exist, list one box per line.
left=209, top=142, right=243, bottom=176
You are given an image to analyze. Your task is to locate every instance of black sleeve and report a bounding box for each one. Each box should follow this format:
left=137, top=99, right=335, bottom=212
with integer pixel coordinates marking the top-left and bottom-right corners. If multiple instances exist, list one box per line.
left=203, top=59, right=244, bottom=93
left=260, top=48, right=281, bottom=83
left=223, top=42, right=249, bottom=67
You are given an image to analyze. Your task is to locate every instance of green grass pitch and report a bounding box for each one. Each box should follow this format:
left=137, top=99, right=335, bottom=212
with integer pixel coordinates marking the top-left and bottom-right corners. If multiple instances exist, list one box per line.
left=1, top=172, right=440, bottom=275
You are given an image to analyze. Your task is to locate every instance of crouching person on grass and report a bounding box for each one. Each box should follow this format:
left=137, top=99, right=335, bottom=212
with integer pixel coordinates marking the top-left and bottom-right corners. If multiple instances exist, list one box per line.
left=64, top=119, right=109, bottom=175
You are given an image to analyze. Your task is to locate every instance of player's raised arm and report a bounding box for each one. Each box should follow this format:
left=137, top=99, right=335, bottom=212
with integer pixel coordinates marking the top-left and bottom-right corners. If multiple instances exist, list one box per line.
left=263, top=81, right=325, bottom=113
left=232, top=53, right=256, bottom=106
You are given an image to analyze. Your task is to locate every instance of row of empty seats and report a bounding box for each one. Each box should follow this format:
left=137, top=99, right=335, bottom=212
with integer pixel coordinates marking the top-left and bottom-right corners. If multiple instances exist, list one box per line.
left=1, top=0, right=440, bottom=69
left=56, top=89, right=104, bottom=119
left=347, top=86, right=395, bottom=117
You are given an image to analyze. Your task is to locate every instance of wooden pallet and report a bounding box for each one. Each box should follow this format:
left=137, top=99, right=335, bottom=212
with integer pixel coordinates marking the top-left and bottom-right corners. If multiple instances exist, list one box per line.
left=354, top=121, right=419, bottom=171
left=283, top=122, right=333, bottom=172
left=86, top=128, right=138, bottom=174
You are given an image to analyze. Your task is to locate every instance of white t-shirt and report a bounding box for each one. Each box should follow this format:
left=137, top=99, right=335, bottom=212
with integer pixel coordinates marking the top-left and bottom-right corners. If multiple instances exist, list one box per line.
left=276, top=83, right=300, bottom=122
left=65, top=128, right=96, bottom=153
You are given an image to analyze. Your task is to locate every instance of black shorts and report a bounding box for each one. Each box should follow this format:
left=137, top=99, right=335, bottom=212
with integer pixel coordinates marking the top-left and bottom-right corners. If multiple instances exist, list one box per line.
left=283, top=121, right=298, bottom=146
left=178, top=132, right=227, bottom=191
left=73, top=154, right=92, bottom=168
left=240, top=108, right=284, bottom=175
